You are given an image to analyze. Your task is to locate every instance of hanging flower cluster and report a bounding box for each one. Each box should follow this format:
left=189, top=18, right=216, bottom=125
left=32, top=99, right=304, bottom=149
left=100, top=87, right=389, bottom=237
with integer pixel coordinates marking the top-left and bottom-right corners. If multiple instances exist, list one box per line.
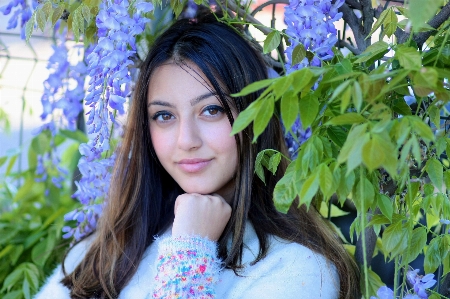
left=64, top=0, right=154, bottom=240
left=0, top=0, right=37, bottom=39
left=283, top=0, right=343, bottom=158
left=284, top=0, right=344, bottom=72
left=371, top=270, right=436, bottom=299
left=33, top=39, right=90, bottom=192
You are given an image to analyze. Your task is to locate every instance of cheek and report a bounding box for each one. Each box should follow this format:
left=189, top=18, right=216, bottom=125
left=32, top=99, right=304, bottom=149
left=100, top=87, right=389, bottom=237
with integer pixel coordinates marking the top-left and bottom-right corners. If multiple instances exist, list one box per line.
left=150, top=127, right=170, bottom=162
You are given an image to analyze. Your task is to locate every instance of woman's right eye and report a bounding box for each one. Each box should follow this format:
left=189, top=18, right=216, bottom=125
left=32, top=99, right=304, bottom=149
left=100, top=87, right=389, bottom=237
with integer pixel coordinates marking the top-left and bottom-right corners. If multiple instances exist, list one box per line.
left=152, top=111, right=174, bottom=122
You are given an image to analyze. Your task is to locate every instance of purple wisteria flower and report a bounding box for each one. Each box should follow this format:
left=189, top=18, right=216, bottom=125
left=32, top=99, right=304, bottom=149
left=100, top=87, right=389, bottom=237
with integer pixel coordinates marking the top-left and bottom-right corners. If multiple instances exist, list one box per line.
left=406, top=269, right=437, bottom=299
left=284, top=0, right=344, bottom=72
left=284, top=119, right=311, bottom=159
left=0, top=0, right=37, bottom=39
left=34, top=39, right=90, bottom=190
left=283, top=0, right=343, bottom=158
left=67, top=0, right=154, bottom=240
left=370, top=286, right=394, bottom=299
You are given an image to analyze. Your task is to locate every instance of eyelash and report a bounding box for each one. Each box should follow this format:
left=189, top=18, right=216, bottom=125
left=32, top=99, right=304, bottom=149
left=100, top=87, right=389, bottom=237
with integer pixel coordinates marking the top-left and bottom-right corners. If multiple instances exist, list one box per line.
left=201, top=105, right=225, bottom=117
left=151, top=105, right=225, bottom=122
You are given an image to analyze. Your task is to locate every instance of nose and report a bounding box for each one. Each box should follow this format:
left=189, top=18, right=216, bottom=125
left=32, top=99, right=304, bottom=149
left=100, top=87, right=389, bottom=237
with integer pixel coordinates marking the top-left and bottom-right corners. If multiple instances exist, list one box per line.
left=177, top=118, right=202, bottom=151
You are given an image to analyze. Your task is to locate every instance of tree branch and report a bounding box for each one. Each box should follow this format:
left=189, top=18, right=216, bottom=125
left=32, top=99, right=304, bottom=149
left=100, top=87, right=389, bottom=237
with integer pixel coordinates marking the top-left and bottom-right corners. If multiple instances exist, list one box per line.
left=223, top=0, right=272, bottom=35
left=360, top=0, right=374, bottom=46
left=338, top=39, right=362, bottom=55
left=415, top=2, right=450, bottom=48
left=345, top=0, right=362, bottom=10
left=395, top=2, right=450, bottom=47
left=339, top=2, right=368, bottom=51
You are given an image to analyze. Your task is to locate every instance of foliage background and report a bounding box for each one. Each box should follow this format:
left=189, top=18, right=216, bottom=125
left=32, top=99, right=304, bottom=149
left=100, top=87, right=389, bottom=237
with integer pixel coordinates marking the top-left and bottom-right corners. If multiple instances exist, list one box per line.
left=1, top=0, right=450, bottom=299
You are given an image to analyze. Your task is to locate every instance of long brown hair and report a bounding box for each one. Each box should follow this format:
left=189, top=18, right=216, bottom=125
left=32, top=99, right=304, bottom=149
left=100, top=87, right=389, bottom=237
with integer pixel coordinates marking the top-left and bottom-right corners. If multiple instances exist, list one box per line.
left=62, top=14, right=360, bottom=298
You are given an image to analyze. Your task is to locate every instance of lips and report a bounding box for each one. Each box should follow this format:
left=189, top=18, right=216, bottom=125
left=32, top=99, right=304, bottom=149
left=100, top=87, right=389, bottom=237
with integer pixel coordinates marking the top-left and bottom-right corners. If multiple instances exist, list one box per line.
left=177, top=158, right=212, bottom=173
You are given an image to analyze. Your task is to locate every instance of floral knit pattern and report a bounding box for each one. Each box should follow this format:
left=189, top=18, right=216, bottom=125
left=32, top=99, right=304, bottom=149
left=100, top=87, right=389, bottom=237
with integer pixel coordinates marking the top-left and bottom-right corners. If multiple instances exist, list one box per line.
left=153, top=235, right=221, bottom=298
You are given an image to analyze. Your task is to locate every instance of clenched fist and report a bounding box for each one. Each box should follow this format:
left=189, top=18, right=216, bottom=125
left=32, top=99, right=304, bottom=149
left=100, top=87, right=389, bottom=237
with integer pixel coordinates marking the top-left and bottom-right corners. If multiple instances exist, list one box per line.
left=172, top=193, right=232, bottom=241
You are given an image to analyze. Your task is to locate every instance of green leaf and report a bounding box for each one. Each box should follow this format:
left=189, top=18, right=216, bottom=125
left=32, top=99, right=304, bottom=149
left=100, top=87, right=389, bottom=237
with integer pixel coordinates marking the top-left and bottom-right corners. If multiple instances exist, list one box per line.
left=59, top=129, right=88, bottom=143
left=170, top=0, right=184, bottom=18
left=383, top=220, right=408, bottom=259
left=5, top=154, right=17, bottom=176
left=335, top=59, right=352, bottom=75
left=330, top=79, right=353, bottom=103
left=396, top=45, right=422, bottom=70
left=23, top=275, right=31, bottom=299
left=273, top=163, right=297, bottom=213
left=425, top=238, right=443, bottom=273
left=0, top=156, right=7, bottom=167
left=42, top=2, right=53, bottom=19
left=409, top=0, right=441, bottom=33
left=25, top=12, right=36, bottom=42
left=429, top=105, right=440, bottom=129
left=383, top=8, right=398, bottom=38
left=253, top=96, right=274, bottom=141
left=354, top=178, right=375, bottom=212
left=364, top=268, right=385, bottom=298
left=272, top=75, right=293, bottom=99
left=409, top=116, right=434, bottom=142
left=10, top=245, right=24, bottom=266
left=352, top=81, right=363, bottom=112
left=81, top=4, right=91, bottom=23
left=362, top=135, right=385, bottom=172
left=298, top=94, right=319, bottom=128
left=291, top=68, right=317, bottom=94
left=232, top=78, right=274, bottom=97
left=366, top=8, right=390, bottom=38
left=354, top=41, right=389, bottom=64
left=0, top=244, right=14, bottom=260
left=327, top=126, right=347, bottom=147
left=340, top=85, right=352, bottom=113
left=299, top=171, right=319, bottom=208
left=263, top=30, right=281, bottom=54
left=24, top=266, right=39, bottom=290
left=268, top=152, right=281, bottom=175
left=426, top=158, right=444, bottom=192
left=404, top=227, right=427, bottom=264
left=2, top=266, right=24, bottom=292
left=367, top=214, right=390, bottom=226
left=318, top=163, right=336, bottom=199
left=378, top=194, right=393, bottom=222
left=338, top=123, right=368, bottom=164
left=280, top=91, right=298, bottom=130
left=31, top=132, right=50, bottom=155
left=444, top=170, right=450, bottom=191
left=291, top=43, right=306, bottom=66
left=52, top=5, right=65, bottom=26
left=36, top=8, right=46, bottom=32
left=326, top=113, right=366, bottom=126
left=3, top=291, right=22, bottom=299
left=231, top=100, right=261, bottom=135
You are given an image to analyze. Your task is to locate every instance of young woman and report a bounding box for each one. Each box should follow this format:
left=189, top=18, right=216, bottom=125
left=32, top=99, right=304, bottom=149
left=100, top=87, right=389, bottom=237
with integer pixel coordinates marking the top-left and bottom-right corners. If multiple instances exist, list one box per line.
left=35, top=13, right=360, bottom=299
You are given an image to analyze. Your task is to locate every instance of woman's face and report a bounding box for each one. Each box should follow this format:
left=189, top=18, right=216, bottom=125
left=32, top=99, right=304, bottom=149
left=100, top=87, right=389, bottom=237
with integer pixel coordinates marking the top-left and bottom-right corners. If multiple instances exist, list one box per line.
left=147, top=61, right=238, bottom=201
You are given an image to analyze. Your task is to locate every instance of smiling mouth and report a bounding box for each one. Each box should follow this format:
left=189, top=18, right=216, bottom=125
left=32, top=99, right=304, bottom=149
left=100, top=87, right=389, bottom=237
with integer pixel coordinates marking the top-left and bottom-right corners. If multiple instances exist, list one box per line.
left=177, top=159, right=212, bottom=173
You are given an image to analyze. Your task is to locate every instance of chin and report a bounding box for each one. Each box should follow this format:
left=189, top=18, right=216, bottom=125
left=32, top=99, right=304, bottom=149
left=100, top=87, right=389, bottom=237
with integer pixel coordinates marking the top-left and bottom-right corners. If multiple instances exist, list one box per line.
left=181, top=186, right=215, bottom=195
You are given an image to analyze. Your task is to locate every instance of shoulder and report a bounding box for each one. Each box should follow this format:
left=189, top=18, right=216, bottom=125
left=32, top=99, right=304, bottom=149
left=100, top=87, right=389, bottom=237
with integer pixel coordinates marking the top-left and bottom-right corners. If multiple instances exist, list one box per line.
left=63, top=234, right=96, bottom=273
left=226, top=225, right=340, bottom=299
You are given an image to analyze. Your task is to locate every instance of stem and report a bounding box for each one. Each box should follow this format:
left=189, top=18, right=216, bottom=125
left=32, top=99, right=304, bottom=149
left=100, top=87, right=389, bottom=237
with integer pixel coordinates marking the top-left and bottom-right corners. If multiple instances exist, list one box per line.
left=360, top=167, right=370, bottom=299
left=394, top=256, right=400, bottom=297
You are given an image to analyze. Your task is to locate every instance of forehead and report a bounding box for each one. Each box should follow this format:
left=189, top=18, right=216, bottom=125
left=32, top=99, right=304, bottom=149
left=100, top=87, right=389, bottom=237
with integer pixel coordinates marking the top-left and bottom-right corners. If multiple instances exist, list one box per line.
left=147, top=61, right=214, bottom=102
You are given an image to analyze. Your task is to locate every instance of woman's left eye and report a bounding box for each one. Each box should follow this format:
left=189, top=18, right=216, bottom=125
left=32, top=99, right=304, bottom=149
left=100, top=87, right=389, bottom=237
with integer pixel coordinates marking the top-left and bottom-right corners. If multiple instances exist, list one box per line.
left=202, top=105, right=224, bottom=117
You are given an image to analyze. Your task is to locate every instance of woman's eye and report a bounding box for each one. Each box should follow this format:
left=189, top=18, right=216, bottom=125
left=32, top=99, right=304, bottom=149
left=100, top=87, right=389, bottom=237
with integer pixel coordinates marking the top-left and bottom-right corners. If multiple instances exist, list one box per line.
left=202, top=105, right=224, bottom=116
left=152, top=112, right=174, bottom=122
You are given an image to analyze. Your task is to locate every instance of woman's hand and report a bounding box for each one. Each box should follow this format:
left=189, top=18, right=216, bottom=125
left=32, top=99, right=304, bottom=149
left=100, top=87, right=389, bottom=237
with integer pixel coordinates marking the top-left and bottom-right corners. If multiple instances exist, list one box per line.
left=172, top=193, right=232, bottom=241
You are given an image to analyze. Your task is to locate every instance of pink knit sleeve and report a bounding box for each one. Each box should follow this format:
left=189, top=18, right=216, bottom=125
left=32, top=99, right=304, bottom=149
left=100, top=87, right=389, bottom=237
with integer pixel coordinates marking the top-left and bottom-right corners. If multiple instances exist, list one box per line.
left=152, top=235, right=221, bottom=299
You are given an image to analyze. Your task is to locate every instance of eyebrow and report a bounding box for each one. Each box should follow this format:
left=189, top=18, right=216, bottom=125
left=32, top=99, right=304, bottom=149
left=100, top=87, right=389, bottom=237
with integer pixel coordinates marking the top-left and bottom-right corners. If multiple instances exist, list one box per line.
left=148, top=92, right=218, bottom=108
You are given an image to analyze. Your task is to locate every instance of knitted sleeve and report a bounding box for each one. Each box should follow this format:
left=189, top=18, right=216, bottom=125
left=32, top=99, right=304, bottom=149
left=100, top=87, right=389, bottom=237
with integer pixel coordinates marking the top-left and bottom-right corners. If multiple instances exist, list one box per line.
left=152, top=235, right=221, bottom=299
